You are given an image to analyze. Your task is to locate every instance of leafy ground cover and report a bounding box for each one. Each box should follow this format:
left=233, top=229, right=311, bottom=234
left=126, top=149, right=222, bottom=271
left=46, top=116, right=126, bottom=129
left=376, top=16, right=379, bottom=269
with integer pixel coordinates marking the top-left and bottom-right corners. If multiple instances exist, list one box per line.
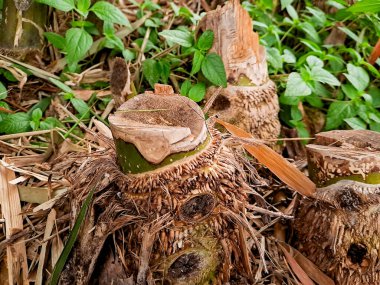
left=0, top=0, right=379, bottom=138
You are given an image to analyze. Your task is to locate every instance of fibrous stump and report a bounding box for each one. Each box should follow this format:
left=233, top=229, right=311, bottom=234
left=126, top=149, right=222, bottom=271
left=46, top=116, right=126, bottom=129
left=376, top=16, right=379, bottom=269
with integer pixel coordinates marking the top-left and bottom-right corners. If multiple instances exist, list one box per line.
left=295, top=181, right=380, bottom=284
left=295, top=130, right=380, bottom=284
left=60, top=84, right=263, bottom=284
left=200, top=0, right=280, bottom=140
left=307, top=130, right=380, bottom=186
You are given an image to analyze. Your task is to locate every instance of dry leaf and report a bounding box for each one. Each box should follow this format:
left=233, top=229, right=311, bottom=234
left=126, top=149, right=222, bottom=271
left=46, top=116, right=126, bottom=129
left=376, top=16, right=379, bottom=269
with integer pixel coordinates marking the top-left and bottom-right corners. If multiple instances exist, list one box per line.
left=279, top=242, right=335, bottom=285
left=280, top=243, right=315, bottom=285
left=369, top=38, right=380, bottom=65
left=216, top=119, right=316, bottom=197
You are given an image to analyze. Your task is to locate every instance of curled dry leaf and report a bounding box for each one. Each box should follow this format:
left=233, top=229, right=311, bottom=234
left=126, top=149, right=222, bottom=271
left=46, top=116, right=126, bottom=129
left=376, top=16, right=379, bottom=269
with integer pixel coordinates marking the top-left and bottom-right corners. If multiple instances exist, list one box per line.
left=279, top=242, right=335, bottom=285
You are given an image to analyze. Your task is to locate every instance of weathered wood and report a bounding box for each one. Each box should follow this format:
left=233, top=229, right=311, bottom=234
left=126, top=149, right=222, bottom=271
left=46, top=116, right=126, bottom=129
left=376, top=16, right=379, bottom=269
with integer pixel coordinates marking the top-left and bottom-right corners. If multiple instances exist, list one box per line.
left=200, top=0, right=280, bottom=140
left=307, top=130, right=380, bottom=186
left=295, top=130, right=380, bottom=285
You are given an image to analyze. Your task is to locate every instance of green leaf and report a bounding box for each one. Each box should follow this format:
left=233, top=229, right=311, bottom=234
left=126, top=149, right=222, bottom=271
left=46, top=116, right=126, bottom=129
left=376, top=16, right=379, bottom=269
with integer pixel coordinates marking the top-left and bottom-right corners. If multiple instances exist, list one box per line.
left=49, top=78, right=73, bottom=93
left=50, top=188, right=95, bottom=285
left=159, top=61, right=170, bottom=84
left=188, top=83, right=206, bottom=102
left=342, top=84, right=360, bottom=99
left=40, top=117, right=64, bottom=130
left=281, top=0, right=293, bottom=10
left=344, top=64, right=369, bottom=92
left=35, top=0, right=75, bottom=11
left=32, top=108, right=42, bottom=122
left=348, top=0, right=380, bottom=13
left=290, top=105, right=302, bottom=121
left=285, top=72, right=312, bottom=97
left=180, top=80, right=192, bottom=96
left=0, top=81, right=7, bottom=100
left=0, top=113, right=31, bottom=134
left=70, top=98, right=90, bottom=119
left=44, top=32, right=66, bottom=50
left=299, top=22, right=320, bottom=43
left=65, top=28, right=93, bottom=65
left=191, top=50, right=204, bottom=75
left=305, top=95, right=323, bottom=108
left=325, top=101, right=356, bottom=130
left=77, top=0, right=91, bottom=14
left=0, top=101, right=10, bottom=122
left=286, top=4, right=298, bottom=20
left=344, top=117, right=367, bottom=130
left=310, top=67, right=340, bottom=86
left=159, top=29, right=193, bottom=47
left=370, top=122, right=380, bottom=132
left=369, top=87, right=380, bottom=108
left=201, top=53, right=227, bottom=87
left=306, top=55, right=323, bottom=69
left=142, top=59, right=160, bottom=88
left=338, top=27, right=361, bottom=43
left=282, top=49, right=296, bottom=64
left=267, top=47, right=283, bottom=70
left=122, top=49, right=135, bottom=61
left=197, top=30, right=214, bottom=51
left=90, top=1, right=130, bottom=26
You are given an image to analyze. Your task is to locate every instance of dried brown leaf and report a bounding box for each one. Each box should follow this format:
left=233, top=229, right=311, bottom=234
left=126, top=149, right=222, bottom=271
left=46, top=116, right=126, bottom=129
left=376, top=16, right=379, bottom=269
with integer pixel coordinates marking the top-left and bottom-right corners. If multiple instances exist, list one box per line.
left=279, top=242, right=335, bottom=285
left=369, top=38, right=380, bottom=65
left=216, top=119, right=316, bottom=196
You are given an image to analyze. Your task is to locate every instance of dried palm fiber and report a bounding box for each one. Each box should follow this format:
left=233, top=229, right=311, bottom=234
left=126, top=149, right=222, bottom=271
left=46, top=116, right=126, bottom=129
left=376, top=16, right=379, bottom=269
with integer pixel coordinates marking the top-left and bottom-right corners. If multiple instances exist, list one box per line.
left=58, top=84, right=273, bottom=285
left=200, top=0, right=280, bottom=140
left=294, top=130, right=380, bottom=284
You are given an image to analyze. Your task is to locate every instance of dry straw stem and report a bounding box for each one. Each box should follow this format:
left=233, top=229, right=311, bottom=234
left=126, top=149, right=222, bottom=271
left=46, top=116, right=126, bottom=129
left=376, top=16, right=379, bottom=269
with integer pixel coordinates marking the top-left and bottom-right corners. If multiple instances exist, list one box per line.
left=0, top=159, right=29, bottom=284
left=216, top=119, right=316, bottom=197
left=35, top=209, right=56, bottom=285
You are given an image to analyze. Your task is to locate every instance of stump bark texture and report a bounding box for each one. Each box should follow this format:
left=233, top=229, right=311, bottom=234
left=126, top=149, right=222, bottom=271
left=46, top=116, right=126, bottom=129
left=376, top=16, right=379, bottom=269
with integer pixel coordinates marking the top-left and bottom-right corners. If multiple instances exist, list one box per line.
left=295, top=130, right=380, bottom=285
left=200, top=0, right=281, bottom=140
left=60, top=83, right=264, bottom=285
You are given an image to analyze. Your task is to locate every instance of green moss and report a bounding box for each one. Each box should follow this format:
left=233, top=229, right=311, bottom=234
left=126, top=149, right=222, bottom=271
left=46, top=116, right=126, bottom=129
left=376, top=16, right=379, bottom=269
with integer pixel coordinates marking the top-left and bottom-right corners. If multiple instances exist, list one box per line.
left=115, top=136, right=211, bottom=174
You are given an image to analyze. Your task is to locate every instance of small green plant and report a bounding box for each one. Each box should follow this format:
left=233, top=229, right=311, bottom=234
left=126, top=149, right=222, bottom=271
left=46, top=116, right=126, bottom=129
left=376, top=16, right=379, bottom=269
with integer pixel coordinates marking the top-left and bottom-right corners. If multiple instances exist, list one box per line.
left=145, top=29, right=226, bottom=102
left=0, top=93, right=62, bottom=134
left=37, top=0, right=130, bottom=71
left=243, top=0, right=380, bottom=136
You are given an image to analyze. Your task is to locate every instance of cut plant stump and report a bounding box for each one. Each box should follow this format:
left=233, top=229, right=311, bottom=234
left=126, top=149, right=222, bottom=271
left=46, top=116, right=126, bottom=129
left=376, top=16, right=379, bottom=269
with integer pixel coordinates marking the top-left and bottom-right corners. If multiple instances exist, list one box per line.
left=200, top=0, right=281, bottom=140
left=295, top=130, right=380, bottom=285
left=59, top=82, right=272, bottom=284
left=0, top=0, right=47, bottom=60
left=307, top=130, right=380, bottom=186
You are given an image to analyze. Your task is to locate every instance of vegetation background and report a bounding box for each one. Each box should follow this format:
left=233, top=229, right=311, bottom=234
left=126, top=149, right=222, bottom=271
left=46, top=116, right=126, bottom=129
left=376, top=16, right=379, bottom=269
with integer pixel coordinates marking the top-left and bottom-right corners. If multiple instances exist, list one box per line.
left=0, top=0, right=379, bottom=140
